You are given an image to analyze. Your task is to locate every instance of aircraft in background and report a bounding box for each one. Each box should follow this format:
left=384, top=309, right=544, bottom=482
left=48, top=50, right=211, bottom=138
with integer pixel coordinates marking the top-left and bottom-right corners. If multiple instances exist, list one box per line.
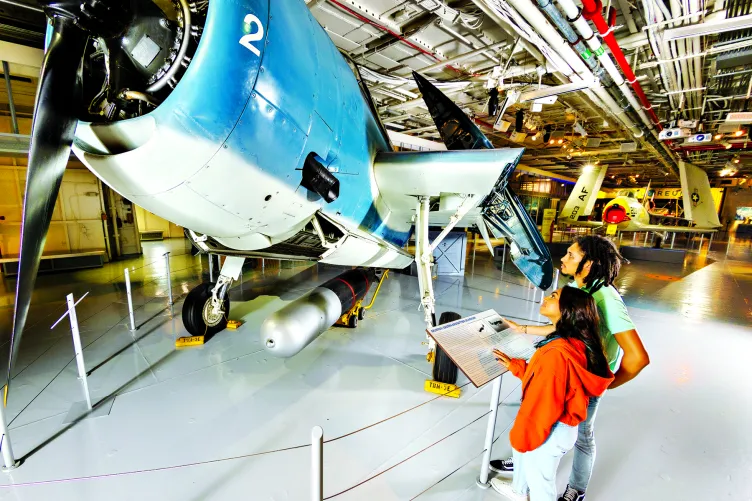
left=9, top=0, right=552, bottom=387
left=558, top=162, right=721, bottom=234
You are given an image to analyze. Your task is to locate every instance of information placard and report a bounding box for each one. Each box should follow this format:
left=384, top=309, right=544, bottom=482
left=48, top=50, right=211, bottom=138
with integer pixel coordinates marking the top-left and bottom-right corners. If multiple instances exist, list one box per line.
left=427, top=310, right=541, bottom=387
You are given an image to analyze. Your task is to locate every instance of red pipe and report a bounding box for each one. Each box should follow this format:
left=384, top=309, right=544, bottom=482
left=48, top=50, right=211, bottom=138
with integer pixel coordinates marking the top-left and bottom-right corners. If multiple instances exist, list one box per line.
left=580, top=0, right=663, bottom=131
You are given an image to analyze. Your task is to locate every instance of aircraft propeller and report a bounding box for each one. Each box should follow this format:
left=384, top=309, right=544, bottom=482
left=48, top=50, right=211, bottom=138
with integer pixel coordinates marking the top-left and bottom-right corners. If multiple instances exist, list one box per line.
left=6, top=1, right=133, bottom=396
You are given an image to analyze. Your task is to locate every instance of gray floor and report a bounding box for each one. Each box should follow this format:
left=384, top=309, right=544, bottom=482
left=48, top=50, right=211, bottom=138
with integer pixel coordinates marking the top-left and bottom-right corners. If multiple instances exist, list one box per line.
left=0, top=237, right=750, bottom=500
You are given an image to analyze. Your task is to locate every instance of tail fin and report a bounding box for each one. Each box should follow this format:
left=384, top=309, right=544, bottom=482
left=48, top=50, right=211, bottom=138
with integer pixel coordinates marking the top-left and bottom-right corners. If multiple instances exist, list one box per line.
left=558, top=165, right=607, bottom=222
left=679, top=161, right=721, bottom=228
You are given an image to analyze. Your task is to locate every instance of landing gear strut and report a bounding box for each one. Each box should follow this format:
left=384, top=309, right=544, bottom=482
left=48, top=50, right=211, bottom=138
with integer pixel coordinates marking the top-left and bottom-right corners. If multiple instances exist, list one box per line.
left=182, top=256, right=244, bottom=337
left=414, top=195, right=475, bottom=385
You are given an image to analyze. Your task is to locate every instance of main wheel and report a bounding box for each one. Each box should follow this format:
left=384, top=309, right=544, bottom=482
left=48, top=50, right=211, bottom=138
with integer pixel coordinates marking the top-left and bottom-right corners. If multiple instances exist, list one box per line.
left=357, top=307, right=365, bottom=320
left=432, top=312, right=460, bottom=384
left=182, top=282, right=230, bottom=337
left=348, top=314, right=358, bottom=328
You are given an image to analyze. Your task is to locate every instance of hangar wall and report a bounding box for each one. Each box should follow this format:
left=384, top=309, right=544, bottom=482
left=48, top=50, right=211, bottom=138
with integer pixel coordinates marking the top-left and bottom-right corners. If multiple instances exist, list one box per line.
left=0, top=115, right=109, bottom=258
left=134, top=206, right=184, bottom=239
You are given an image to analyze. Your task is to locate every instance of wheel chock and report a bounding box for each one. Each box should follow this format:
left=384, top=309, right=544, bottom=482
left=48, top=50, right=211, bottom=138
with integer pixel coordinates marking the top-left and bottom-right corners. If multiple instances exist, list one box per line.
left=226, top=320, right=242, bottom=330
left=176, top=335, right=205, bottom=348
left=424, top=380, right=461, bottom=398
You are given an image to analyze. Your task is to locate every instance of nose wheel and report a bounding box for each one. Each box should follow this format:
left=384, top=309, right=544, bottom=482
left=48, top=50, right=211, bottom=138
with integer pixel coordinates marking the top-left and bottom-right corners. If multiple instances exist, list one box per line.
left=182, top=282, right=230, bottom=337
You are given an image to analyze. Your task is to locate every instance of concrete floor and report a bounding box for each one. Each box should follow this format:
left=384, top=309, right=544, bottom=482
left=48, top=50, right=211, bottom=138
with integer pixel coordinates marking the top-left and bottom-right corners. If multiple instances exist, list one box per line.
left=0, top=237, right=750, bottom=500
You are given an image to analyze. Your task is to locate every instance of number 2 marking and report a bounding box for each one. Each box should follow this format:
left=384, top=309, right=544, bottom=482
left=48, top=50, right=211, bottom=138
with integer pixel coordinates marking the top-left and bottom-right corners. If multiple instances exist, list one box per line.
left=239, top=14, right=264, bottom=57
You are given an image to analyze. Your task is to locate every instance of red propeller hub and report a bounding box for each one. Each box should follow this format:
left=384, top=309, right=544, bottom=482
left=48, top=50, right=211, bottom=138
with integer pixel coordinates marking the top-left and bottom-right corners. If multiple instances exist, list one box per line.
left=604, top=204, right=630, bottom=224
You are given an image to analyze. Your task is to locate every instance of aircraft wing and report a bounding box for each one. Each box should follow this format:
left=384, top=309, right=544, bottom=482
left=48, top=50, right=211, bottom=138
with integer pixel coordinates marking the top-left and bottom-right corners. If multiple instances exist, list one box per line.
left=559, top=220, right=604, bottom=229
left=374, top=149, right=523, bottom=215
left=410, top=71, right=553, bottom=290
left=639, top=225, right=718, bottom=233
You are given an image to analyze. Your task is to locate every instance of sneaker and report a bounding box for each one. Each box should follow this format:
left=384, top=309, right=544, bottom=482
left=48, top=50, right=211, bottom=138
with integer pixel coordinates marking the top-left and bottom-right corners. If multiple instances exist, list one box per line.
left=490, top=478, right=527, bottom=500
left=489, top=457, right=514, bottom=473
left=559, top=484, right=586, bottom=501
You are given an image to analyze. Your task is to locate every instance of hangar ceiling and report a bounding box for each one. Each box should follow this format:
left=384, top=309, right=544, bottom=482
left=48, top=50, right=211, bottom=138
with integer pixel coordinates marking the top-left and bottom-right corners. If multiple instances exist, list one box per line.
left=0, top=0, right=750, bottom=187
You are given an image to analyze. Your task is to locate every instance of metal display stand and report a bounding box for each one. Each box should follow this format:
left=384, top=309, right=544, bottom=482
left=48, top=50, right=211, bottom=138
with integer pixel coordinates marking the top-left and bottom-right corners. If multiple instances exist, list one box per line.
left=477, top=375, right=504, bottom=488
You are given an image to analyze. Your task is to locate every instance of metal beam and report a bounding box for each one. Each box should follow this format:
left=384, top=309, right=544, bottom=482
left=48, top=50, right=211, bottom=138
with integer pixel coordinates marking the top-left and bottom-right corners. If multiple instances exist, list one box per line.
left=2, top=62, right=19, bottom=134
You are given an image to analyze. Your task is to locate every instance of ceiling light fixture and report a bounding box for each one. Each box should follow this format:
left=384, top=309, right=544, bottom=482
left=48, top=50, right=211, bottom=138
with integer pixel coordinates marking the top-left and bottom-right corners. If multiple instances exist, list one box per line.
left=663, top=13, right=752, bottom=42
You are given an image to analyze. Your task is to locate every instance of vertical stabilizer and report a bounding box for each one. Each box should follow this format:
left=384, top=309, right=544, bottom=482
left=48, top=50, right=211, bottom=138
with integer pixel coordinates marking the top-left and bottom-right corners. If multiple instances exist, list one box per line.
left=558, top=165, right=607, bottom=222
left=679, top=161, right=721, bottom=228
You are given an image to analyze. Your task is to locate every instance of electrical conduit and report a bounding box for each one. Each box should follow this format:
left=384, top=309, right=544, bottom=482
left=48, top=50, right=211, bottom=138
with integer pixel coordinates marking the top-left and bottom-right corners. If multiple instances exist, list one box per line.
left=579, top=0, right=663, bottom=129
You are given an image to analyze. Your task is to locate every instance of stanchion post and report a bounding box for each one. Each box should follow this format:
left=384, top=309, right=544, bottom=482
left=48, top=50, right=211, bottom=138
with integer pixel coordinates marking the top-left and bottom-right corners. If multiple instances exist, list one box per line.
left=0, top=399, right=20, bottom=470
left=164, top=252, right=173, bottom=305
left=632, top=232, right=637, bottom=245
left=699, top=234, right=704, bottom=252
left=67, top=294, right=92, bottom=410
left=125, top=268, right=136, bottom=331
left=643, top=232, right=649, bottom=247
left=501, top=241, right=506, bottom=278
left=209, top=254, right=215, bottom=282
left=477, top=375, right=503, bottom=488
left=311, top=426, right=323, bottom=501
left=671, top=232, right=676, bottom=249
left=553, top=269, right=560, bottom=290
left=708, top=232, right=714, bottom=252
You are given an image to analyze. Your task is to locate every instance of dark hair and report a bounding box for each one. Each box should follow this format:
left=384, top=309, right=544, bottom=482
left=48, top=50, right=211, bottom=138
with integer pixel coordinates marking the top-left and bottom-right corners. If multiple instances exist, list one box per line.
left=575, top=235, right=628, bottom=293
left=552, top=286, right=611, bottom=377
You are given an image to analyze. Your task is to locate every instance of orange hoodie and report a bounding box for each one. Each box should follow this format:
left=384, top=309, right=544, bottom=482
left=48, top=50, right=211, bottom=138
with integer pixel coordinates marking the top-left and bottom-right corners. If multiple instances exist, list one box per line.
left=507, top=337, right=614, bottom=453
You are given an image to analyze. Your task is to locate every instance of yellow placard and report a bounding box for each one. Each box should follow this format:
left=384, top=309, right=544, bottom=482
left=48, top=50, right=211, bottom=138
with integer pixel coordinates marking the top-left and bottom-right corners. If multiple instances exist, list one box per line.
left=424, top=380, right=461, bottom=398
left=606, top=224, right=617, bottom=235
left=175, top=335, right=205, bottom=348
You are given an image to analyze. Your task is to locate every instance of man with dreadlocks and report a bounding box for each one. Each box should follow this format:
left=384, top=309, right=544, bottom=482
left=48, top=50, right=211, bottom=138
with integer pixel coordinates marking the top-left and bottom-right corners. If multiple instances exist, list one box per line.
left=490, top=235, right=650, bottom=501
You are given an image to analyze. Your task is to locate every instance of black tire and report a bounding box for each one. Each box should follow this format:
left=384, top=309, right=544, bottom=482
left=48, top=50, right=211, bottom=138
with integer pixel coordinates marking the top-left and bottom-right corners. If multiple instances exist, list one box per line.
left=182, top=282, right=230, bottom=337
left=433, top=312, right=460, bottom=384
left=348, top=314, right=358, bottom=328
left=357, top=307, right=365, bottom=320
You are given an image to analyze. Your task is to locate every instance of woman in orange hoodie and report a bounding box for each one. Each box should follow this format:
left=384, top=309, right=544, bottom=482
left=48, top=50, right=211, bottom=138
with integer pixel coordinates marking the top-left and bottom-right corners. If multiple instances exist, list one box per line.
left=490, top=286, right=614, bottom=501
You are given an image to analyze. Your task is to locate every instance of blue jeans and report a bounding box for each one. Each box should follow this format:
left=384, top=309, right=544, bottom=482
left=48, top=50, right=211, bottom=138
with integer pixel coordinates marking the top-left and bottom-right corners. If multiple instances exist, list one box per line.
left=569, top=396, right=602, bottom=492
left=512, top=422, right=578, bottom=501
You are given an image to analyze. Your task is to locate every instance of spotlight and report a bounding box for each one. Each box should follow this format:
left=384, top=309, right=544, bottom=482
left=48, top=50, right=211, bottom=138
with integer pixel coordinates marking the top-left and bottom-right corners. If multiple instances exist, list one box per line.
left=735, top=130, right=746, bottom=137
left=583, top=164, right=594, bottom=173
left=532, top=135, right=539, bottom=141
left=557, top=139, right=564, bottom=144
left=733, top=157, right=740, bottom=164
left=714, top=134, right=722, bottom=140
left=549, top=139, right=555, bottom=145
left=725, top=143, right=733, bottom=149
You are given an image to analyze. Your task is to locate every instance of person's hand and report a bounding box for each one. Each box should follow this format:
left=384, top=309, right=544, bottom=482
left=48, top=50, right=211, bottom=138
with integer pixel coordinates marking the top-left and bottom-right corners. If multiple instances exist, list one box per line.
left=503, top=317, right=522, bottom=332
left=493, top=349, right=511, bottom=369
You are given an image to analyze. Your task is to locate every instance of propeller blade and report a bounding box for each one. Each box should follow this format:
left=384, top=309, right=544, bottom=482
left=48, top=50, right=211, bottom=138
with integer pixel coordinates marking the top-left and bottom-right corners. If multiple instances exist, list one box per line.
left=7, top=15, right=88, bottom=387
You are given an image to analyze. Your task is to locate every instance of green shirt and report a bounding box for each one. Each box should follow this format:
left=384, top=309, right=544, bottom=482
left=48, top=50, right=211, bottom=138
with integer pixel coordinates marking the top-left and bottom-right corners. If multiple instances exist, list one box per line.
left=570, top=281, right=635, bottom=371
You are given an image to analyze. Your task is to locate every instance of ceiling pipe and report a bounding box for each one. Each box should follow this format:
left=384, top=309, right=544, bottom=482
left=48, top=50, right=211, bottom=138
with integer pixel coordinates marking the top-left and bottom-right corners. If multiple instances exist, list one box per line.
left=579, top=0, right=663, bottom=129
left=551, top=0, right=680, bottom=171
left=479, top=0, right=688, bottom=176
